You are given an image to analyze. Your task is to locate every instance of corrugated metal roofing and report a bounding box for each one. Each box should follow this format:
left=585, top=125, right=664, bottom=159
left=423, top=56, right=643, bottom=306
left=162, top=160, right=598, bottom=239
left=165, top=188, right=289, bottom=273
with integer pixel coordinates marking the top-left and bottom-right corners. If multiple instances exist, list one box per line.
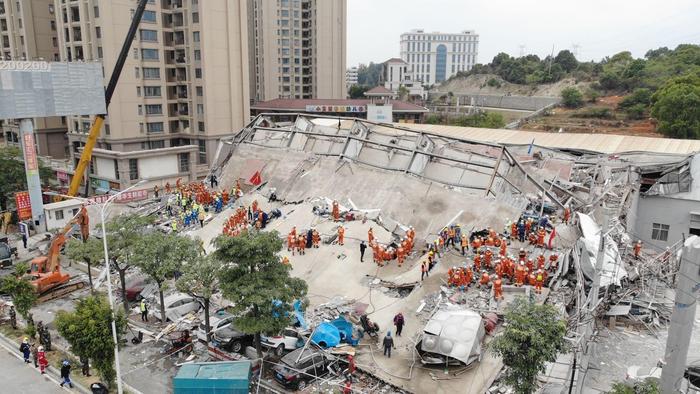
left=396, top=124, right=700, bottom=155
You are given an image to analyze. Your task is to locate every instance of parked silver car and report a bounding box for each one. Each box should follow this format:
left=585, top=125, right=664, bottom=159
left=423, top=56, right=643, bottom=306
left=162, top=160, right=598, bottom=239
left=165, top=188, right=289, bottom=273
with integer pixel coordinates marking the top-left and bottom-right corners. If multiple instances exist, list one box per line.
left=150, top=293, right=201, bottom=322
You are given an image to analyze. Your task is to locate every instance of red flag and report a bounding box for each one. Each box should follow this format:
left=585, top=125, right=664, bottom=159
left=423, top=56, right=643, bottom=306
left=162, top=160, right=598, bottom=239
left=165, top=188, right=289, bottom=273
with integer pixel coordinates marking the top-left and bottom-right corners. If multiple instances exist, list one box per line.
left=548, top=227, right=556, bottom=249
left=249, top=171, right=262, bottom=186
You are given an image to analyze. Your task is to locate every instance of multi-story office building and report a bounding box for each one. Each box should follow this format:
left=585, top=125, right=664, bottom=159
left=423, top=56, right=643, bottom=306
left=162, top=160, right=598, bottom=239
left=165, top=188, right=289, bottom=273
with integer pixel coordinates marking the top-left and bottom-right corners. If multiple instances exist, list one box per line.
left=345, top=66, right=358, bottom=90
left=247, top=0, right=346, bottom=102
left=1, top=0, right=67, bottom=158
left=400, top=29, right=479, bottom=85
left=55, top=0, right=250, bottom=191
left=380, top=58, right=424, bottom=99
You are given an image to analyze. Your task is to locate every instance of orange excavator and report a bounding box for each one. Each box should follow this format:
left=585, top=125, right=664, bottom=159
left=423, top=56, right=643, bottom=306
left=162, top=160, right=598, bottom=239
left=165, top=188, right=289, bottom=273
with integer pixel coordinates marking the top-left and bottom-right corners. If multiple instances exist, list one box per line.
left=27, top=206, right=90, bottom=302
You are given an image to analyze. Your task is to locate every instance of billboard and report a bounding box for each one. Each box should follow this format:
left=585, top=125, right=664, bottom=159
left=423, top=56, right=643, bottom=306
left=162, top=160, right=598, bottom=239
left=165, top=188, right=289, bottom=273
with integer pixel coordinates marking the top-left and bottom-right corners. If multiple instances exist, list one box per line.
left=0, top=61, right=106, bottom=119
left=15, top=191, right=32, bottom=221
left=87, top=189, right=148, bottom=204
left=367, top=104, right=393, bottom=123
left=305, top=105, right=366, bottom=113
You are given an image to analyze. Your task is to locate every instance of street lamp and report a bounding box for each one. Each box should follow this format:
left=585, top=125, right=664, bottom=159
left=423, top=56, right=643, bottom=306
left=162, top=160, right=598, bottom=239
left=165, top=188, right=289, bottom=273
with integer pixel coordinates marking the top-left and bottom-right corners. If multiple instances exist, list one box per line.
left=100, top=179, right=147, bottom=394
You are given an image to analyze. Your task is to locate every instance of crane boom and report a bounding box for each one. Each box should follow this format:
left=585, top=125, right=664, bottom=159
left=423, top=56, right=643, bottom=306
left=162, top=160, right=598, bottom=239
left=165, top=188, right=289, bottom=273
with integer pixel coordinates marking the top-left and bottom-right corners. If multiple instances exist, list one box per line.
left=67, top=0, right=149, bottom=196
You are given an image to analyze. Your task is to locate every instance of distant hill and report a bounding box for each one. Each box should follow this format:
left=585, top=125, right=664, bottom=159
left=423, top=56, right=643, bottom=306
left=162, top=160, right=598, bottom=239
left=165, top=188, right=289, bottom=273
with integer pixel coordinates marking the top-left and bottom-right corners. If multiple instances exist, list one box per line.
left=432, top=74, right=590, bottom=98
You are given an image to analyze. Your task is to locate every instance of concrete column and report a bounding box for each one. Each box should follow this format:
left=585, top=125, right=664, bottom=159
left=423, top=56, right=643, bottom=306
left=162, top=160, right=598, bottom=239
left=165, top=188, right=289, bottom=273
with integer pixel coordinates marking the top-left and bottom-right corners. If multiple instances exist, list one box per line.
left=661, top=235, right=700, bottom=393
left=19, top=119, right=44, bottom=228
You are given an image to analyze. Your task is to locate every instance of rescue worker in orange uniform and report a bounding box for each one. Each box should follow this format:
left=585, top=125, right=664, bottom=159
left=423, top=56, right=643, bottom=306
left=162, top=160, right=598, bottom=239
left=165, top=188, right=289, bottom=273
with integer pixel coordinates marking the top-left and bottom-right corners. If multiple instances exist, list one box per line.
left=461, top=235, right=468, bottom=255
left=337, top=226, right=345, bottom=246
left=493, top=276, right=503, bottom=301
left=291, top=226, right=297, bottom=238
left=526, top=258, right=534, bottom=274
left=165, top=182, right=171, bottom=194
left=537, top=254, right=546, bottom=270
left=485, top=235, right=494, bottom=247
left=368, top=227, right=374, bottom=244
left=397, top=246, right=405, bottom=267
left=535, top=269, right=545, bottom=294
left=479, top=270, right=490, bottom=288
left=518, top=248, right=527, bottom=262
left=447, top=267, right=456, bottom=286
left=537, top=228, right=546, bottom=247
left=297, top=234, right=306, bottom=255
left=511, top=222, right=518, bottom=239
left=633, top=240, right=642, bottom=260
left=474, top=253, right=482, bottom=272
left=549, top=253, right=559, bottom=271
left=463, top=266, right=473, bottom=286
left=281, top=256, right=290, bottom=265
left=494, top=261, right=503, bottom=278
left=499, top=241, right=507, bottom=257
left=472, top=237, right=482, bottom=252
left=287, top=232, right=296, bottom=254
left=312, top=229, right=320, bottom=248
left=528, top=271, right=537, bottom=287
left=564, top=207, right=571, bottom=224
left=484, top=249, right=493, bottom=269
left=515, top=263, right=526, bottom=286
left=332, top=200, right=340, bottom=221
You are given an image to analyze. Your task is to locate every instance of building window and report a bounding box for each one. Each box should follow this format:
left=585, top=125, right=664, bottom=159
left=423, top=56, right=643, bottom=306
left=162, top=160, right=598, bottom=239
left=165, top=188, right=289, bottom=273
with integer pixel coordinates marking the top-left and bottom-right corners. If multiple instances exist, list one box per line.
left=51, top=20, right=56, bottom=31
left=143, top=140, right=164, bottom=149
left=141, top=48, right=159, bottom=60
left=196, top=104, right=203, bottom=115
left=194, top=50, right=201, bottom=61
left=651, top=223, right=669, bottom=242
left=193, top=31, right=200, bottom=42
left=129, top=159, right=138, bottom=180
left=136, top=86, right=141, bottom=97
left=195, top=68, right=202, bottom=78
left=52, top=37, right=58, bottom=47
left=55, top=210, right=64, bottom=220
left=137, top=104, right=143, bottom=115
left=145, top=104, right=162, bottom=115
left=198, top=122, right=205, bottom=132
left=435, top=44, right=447, bottom=83
left=144, top=86, right=161, bottom=97
left=133, top=48, right=139, bottom=59
left=142, top=10, right=156, bottom=23
left=142, top=67, right=160, bottom=79
left=97, top=47, right=103, bottom=58
left=94, top=6, right=99, bottom=18
left=179, top=153, right=189, bottom=172
left=192, top=12, right=199, bottom=23
left=95, top=26, right=101, bottom=38
left=198, top=139, right=206, bottom=164
left=196, top=86, right=203, bottom=96
left=140, top=29, right=158, bottom=42
left=146, top=122, right=164, bottom=133
left=135, top=67, right=140, bottom=78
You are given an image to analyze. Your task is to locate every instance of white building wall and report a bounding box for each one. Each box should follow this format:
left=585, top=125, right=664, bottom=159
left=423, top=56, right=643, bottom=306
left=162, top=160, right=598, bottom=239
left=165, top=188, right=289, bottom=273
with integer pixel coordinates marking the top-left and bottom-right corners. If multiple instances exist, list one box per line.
left=139, top=155, right=178, bottom=179
left=95, top=157, right=116, bottom=180
left=400, top=29, right=479, bottom=85
left=634, top=195, right=700, bottom=248
left=44, top=203, right=82, bottom=231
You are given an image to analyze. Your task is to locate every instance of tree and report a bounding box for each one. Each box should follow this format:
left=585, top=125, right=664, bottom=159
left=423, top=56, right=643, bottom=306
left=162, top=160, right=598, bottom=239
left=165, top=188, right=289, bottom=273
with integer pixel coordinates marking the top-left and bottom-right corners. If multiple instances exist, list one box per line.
left=356, top=62, right=382, bottom=87
left=0, top=262, right=37, bottom=321
left=561, top=87, right=584, bottom=108
left=608, top=378, right=660, bottom=394
left=103, top=214, right=155, bottom=311
left=176, top=254, right=220, bottom=345
left=491, top=297, right=566, bottom=394
left=65, top=238, right=104, bottom=292
left=132, top=232, right=199, bottom=322
left=55, top=295, right=126, bottom=388
left=0, top=147, right=53, bottom=211
left=215, top=231, right=308, bottom=357
left=397, top=85, right=409, bottom=101
left=348, top=85, right=369, bottom=99
left=554, top=50, right=578, bottom=73
left=651, top=75, right=700, bottom=139
left=619, top=88, right=652, bottom=109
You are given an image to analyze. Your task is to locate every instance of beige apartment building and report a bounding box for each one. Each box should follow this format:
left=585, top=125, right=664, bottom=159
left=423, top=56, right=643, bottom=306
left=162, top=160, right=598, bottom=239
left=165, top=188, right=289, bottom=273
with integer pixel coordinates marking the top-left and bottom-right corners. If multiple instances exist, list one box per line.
left=54, top=0, right=250, bottom=191
left=248, top=0, right=346, bottom=102
left=0, top=0, right=67, bottom=158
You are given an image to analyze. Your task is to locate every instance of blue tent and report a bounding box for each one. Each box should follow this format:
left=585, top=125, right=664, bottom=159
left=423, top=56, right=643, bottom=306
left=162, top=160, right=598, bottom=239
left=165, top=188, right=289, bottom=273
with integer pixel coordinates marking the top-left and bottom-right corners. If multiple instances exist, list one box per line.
left=330, top=317, right=357, bottom=345
left=310, top=323, right=341, bottom=348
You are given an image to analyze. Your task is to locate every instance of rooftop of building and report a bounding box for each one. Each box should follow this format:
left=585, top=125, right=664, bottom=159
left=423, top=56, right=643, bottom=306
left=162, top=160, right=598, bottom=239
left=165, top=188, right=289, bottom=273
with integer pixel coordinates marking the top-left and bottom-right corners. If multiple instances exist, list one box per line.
left=251, top=98, right=429, bottom=113
left=384, top=57, right=407, bottom=64
left=363, top=86, right=394, bottom=96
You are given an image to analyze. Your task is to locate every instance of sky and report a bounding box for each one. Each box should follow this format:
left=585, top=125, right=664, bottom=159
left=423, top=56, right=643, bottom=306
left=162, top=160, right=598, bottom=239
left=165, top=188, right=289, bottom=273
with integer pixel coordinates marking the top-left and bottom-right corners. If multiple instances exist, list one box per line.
left=347, top=0, right=700, bottom=66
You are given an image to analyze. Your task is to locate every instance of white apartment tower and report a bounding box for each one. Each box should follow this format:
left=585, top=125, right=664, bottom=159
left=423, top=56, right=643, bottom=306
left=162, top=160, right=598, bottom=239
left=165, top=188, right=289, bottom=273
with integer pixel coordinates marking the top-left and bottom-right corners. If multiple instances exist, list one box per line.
left=1, top=0, right=67, bottom=158
left=345, top=66, right=358, bottom=90
left=400, top=29, right=479, bottom=85
left=248, top=0, right=346, bottom=101
left=54, top=0, right=250, bottom=190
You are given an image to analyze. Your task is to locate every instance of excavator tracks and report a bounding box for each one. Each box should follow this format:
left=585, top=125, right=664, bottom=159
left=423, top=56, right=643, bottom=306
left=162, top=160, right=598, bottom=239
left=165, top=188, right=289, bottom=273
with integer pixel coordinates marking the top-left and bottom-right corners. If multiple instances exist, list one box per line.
left=38, top=279, right=87, bottom=303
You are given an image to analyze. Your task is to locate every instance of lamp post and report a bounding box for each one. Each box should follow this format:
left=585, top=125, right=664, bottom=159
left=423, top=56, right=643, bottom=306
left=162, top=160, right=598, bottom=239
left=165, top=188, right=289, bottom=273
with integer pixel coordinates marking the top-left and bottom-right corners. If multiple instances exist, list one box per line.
left=100, top=179, right=147, bottom=394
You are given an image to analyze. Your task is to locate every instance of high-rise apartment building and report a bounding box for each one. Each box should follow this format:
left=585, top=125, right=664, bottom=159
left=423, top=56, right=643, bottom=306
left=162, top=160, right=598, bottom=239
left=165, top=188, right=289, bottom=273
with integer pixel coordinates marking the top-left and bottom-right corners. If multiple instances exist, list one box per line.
left=400, top=29, right=479, bottom=85
left=54, top=0, right=250, bottom=191
left=1, top=0, right=67, bottom=158
left=247, top=0, right=346, bottom=102
left=345, top=66, right=358, bottom=90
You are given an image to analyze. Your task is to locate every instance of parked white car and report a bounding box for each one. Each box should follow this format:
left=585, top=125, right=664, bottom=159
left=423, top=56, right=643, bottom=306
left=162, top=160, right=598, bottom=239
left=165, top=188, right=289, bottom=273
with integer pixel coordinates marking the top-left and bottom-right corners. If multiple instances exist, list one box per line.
left=261, top=327, right=308, bottom=356
left=196, top=311, right=235, bottom=342
left=150, top=293, right=202, bottom=322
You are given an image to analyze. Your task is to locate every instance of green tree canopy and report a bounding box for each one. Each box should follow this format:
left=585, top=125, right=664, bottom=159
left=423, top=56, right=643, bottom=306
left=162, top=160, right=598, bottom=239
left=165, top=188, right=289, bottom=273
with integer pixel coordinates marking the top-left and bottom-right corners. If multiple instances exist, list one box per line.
left=176, top=253, right=220, bottom=344
left=651, top=75, right=700, bottom=139
left=214, top=231, right=307, bottom=357
left=348, top=85, right=370, bottom=99
left=55, top=295, right=126, bottom=388
left=491, top=297, right=567, bottom=394
left=0, top=147, right=53, bottom=211
left=65, top=237, right=104, bottom=291
left=0, top=262, right=36, bottom=320
left=561, top=87, right=584, bottom=108
left=554, top=50, right=578, bottom=73
left=356, top=62, right=383, bottom=87
left=132, top=232, right=199, bottom=322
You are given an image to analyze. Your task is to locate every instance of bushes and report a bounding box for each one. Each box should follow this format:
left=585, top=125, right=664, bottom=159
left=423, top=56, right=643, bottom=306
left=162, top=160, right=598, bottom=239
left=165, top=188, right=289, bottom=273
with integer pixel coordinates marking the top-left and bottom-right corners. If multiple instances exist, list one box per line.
left=561, top=87, right=584, bottom=108
left=651, top=75, right=700, bottom=139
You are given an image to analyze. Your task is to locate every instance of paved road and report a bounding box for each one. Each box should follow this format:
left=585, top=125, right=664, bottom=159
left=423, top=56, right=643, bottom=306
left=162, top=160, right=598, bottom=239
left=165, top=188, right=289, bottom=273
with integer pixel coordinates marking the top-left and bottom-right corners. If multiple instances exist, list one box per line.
left=0, top=343, right=66, bottom=393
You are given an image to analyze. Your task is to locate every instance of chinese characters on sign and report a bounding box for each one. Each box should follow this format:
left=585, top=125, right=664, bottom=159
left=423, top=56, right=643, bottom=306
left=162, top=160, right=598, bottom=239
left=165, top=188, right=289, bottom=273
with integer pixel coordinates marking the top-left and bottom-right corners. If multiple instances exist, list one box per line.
left=15, top=191, right=32, bottom=220
left=22, top=133, right=38, bottom=172
left=304, top=105, right=367, bottom=113
left=87, top=189, right=148, bottom=204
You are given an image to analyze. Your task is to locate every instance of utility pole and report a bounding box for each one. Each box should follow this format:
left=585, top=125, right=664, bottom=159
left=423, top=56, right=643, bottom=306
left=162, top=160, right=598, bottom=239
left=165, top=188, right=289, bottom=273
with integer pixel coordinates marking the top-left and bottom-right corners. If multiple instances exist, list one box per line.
left=661, top=235, right=700, bottom=393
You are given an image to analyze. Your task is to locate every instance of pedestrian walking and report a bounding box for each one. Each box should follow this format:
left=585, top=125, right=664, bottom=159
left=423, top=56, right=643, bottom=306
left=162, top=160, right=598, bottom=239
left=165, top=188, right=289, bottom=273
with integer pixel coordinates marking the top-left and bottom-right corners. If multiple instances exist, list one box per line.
left=359, top=241, right=367, bottom=262
left=140, top=299, right=148, bottom=322
left=210, top=174, right=218, bottom=188
left=80, top=356, right=90, bottom=377
left=421, top=261, right=428, bottom=281
left=19, top=338, right=30, bottom=363
left=60, top=360, right=73, bottom=388
left=9, top=305, right=16, bottom=329
left=38, top=346, right=48, bottom=374
left=382, top=331, right=395, bottom=358
left=22, top=232, right=27, bottom=249
left=393, top=312, right=405, bottom=336
left=198, top=209, right=205, bottom=228
left=31, top=343, right=38, bottom=367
